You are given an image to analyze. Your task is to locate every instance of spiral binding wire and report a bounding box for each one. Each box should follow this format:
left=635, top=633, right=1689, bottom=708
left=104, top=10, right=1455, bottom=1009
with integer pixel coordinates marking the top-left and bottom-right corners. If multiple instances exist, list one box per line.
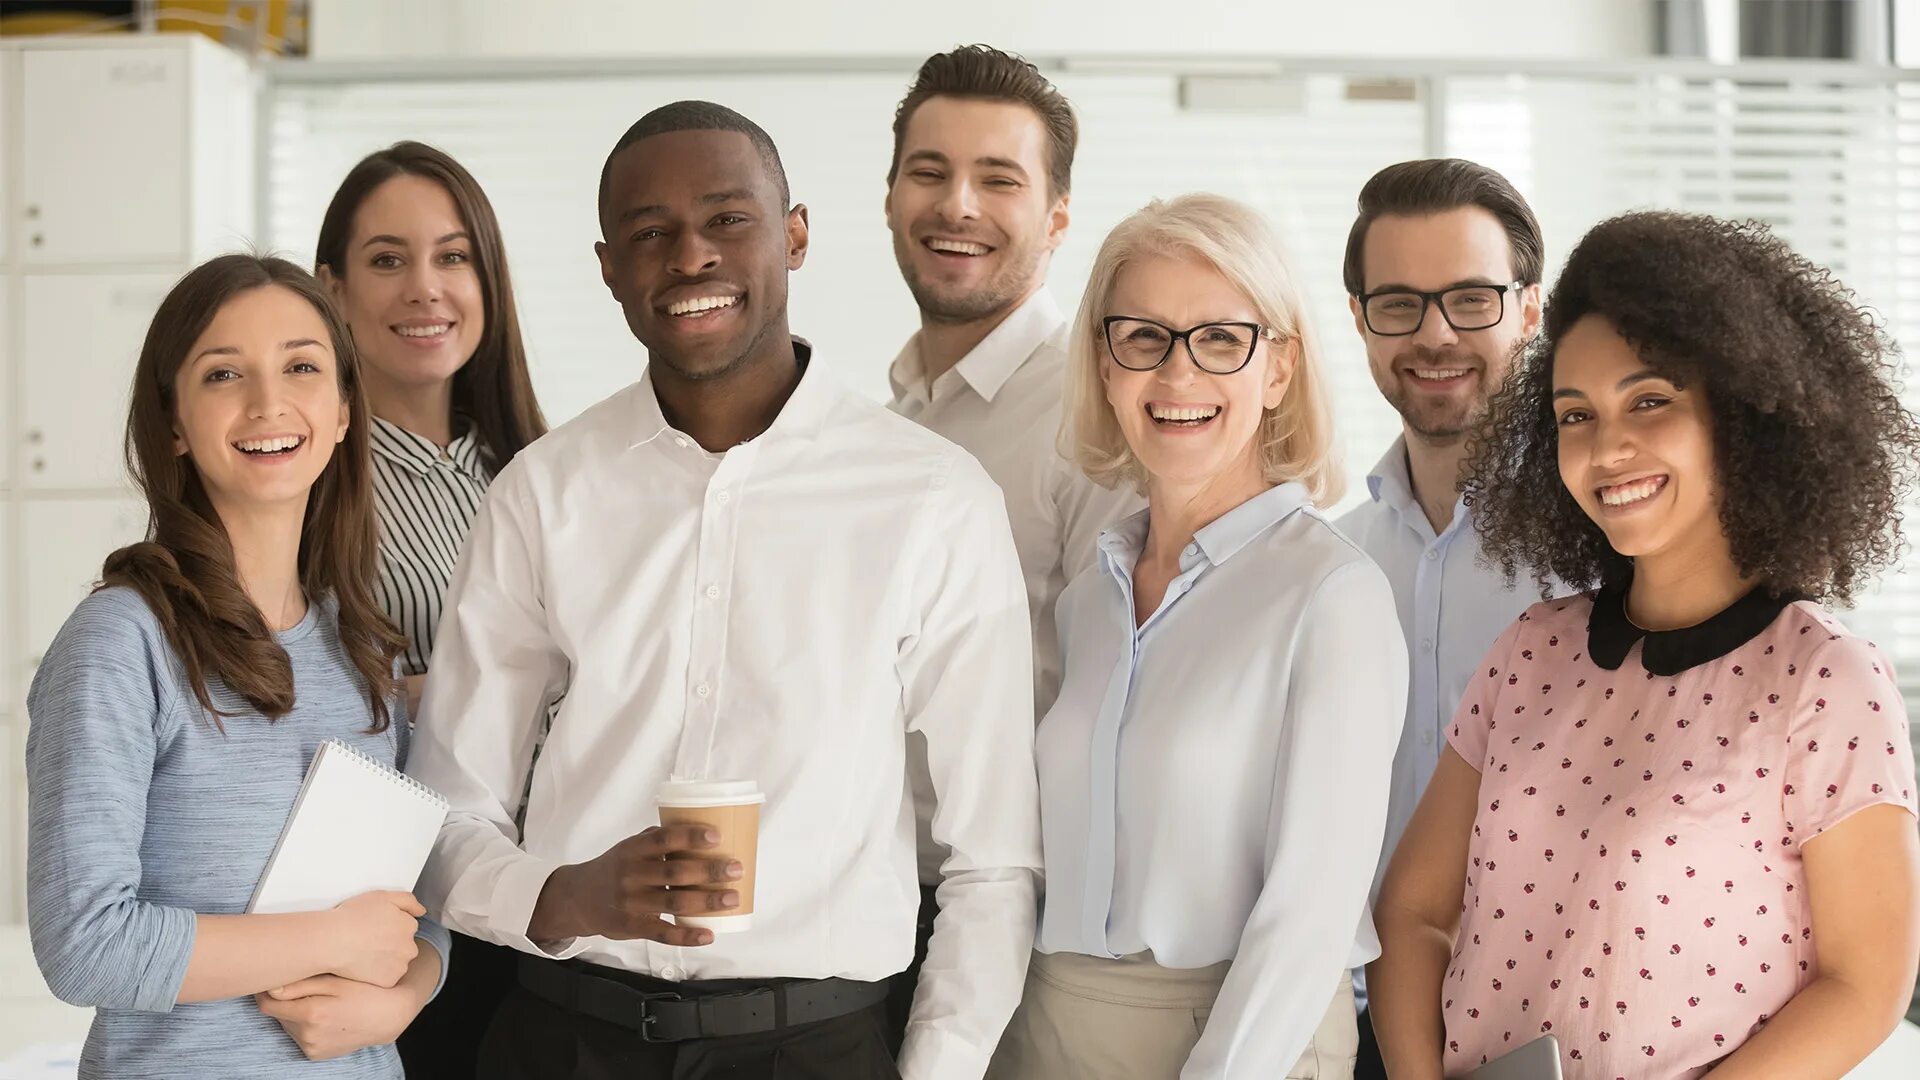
left=319, top=739, right=450, bottom=811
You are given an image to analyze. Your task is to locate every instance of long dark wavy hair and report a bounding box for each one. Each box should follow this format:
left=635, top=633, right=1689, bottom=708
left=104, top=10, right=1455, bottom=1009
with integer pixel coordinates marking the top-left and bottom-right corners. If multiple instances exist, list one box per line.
left=315, top=140, right=547, bottom=468
left=104, top=254, right=406, bottom=729
left=1464, top=211, right=1920, bottom=605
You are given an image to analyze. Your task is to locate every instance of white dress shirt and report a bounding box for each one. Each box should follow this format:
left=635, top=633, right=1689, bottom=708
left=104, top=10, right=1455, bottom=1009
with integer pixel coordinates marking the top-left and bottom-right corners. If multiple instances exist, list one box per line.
left=889, top=289, right=1143, bottom=717
left=1333, top=437, right=1558, bottom=1009
left=1035, top=484, right=1406, bottom=1079
left=408, top=348, right=1042, bottom=1080
left=890, top=289, right=1142, bottom=883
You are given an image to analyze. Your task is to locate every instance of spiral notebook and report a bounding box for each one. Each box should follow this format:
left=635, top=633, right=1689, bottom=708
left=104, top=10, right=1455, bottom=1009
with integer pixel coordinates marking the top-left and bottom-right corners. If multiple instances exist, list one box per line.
left=247, top=739, right=451, bottom=915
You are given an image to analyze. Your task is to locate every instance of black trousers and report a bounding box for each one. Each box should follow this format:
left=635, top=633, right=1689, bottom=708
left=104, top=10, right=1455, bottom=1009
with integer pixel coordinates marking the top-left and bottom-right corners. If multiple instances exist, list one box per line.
left=398, top=931, right=521, bottom=1079
left=881, top=883, right=940, bottom=1055
left=1354, top=1007, right=1387, bottom=1080
left=477, top=967, right=901, bottom=1080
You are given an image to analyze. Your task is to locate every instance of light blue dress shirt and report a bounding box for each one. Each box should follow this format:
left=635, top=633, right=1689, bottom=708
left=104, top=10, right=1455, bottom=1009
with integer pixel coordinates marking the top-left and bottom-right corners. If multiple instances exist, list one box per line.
left=1334, top=438, right=1560, bottom=1010
left=1036, top=482, right=1406, bottom=1078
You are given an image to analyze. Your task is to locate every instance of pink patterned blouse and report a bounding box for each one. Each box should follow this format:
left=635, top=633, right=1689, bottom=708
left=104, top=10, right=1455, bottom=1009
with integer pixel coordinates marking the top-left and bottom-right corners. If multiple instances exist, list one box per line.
left=1441, top=589, right=1915, bottom=1080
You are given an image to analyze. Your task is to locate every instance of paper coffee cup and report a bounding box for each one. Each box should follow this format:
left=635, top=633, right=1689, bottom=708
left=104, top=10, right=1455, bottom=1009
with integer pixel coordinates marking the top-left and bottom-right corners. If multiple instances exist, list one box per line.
left=656, top=778, right=765, bottom=932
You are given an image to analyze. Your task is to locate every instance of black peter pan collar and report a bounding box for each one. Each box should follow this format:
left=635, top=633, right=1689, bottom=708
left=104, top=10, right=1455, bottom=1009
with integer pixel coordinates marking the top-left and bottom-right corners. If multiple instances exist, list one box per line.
left=1586, top=580, right=1799, bottom=676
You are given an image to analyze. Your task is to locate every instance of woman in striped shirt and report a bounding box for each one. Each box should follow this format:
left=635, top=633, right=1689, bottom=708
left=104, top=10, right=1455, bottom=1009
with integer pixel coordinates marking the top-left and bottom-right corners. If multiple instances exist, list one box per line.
left=316, top=141, right=548, bottom=1079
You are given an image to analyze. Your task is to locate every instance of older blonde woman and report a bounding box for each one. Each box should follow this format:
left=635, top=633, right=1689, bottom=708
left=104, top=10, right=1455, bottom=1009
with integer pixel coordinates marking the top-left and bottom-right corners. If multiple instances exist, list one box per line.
left=989, top=194, right=1407, bottom=1080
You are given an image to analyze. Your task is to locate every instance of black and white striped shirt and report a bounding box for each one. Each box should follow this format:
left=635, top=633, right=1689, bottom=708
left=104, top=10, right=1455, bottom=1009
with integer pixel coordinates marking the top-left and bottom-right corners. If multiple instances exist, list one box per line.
left=370, top=416, right=493, bottom=675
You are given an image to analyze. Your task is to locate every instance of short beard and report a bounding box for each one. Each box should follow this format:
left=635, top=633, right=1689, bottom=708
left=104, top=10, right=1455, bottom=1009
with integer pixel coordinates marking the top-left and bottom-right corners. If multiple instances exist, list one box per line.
left=904, top=271, right=1025, bottom=324
left=1386, top=338, right=1523, bottom=443
left=893, top=229, right=1042, bottom=326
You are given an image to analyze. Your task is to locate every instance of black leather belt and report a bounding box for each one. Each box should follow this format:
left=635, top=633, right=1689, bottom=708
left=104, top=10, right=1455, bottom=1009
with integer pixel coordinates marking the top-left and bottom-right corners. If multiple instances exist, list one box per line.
left=517, top=955, right=892, bottom=1043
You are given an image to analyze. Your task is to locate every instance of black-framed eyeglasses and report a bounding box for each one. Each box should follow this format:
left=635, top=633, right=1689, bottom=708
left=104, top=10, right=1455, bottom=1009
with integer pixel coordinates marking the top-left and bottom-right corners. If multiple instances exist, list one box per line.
left=1102, top=316, right=1280, bottom=375
left=1356, top=281, right=1524, bottom=337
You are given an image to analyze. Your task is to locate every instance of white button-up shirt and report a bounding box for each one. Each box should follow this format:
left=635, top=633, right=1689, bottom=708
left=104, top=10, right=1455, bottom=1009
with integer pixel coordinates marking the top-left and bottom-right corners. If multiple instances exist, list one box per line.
left=889, top=289, right=1142, bottom=717
left=889, top=290, right=1142, bottom=882
left=409, top=349, right=1042, bottom=1080
left=1035, top=484, right=1406, bottom=1078
left=1334, top=438, right=1559, bottom=1009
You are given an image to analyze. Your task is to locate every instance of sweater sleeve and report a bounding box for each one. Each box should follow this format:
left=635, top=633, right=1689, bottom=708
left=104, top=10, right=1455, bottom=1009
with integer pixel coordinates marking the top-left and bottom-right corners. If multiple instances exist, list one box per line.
left=26, top=589, right=198, bottom=1012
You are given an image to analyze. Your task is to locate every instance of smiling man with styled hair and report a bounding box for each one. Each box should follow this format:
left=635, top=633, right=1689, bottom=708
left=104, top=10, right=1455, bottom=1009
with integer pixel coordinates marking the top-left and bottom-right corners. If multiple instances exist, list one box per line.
left=881, top=50, right=1142, bottom=1044
left=410, top=100, right=1042, bottom=1080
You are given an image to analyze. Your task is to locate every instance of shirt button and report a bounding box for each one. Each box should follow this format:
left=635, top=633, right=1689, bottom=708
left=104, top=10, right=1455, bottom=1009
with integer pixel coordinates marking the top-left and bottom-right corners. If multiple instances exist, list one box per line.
left=715, top=491, right=731, bottom=504
left=1421, top=639, right=1434, bottom=654
left=660, top=965, right=681, bottom=980
left=675, top=437, right=690, bottom=449
left=1185, top=544, right=1199, bottom=557
left=1422, top=730, right=1435, bottom=746
left=1425, top=549, right=1439, bottom=561
left=704, top=584, right=720, bottom=599
left=695, top=683, right=711, bottom=698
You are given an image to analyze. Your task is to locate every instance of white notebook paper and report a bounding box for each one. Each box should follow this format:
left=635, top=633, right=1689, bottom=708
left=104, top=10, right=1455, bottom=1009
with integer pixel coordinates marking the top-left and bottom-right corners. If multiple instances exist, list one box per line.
left=247, top=739, right=450, bottom=915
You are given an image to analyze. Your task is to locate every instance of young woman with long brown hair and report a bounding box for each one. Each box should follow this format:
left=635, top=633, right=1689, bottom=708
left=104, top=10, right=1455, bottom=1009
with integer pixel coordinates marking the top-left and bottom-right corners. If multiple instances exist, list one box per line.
left=314, top=140, right=547, bottom=1075
left=26, top=254, right=450, bottom=1078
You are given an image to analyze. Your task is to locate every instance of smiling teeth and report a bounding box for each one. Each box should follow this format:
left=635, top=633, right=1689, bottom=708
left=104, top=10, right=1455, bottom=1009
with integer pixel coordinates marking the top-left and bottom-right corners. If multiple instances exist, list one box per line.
left=668, top=296, right=739, bottom=316
left=235, top=436, right=304, bottom=453
left=396, top=323, right=450, bottom=338
left=1601, top=477, right=1666, bottom=506
left=927, top=239, right=990, bottom=256
left=1148, top=405, right=1220, bottom=422
left=1413, top=368, right=1470, bottom=380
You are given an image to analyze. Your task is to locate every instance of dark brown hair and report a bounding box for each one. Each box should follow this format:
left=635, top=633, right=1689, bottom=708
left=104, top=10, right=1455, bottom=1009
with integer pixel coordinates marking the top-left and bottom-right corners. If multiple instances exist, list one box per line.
left=889, top=44, right=1077, bottom=199
left=315, top=141, right=547, bottom=468
left=1464, top=211, right=1920, bottom=604
left=105, top=254, right=406, bottom=729
left=1342, top=158, right=1544, bottom=296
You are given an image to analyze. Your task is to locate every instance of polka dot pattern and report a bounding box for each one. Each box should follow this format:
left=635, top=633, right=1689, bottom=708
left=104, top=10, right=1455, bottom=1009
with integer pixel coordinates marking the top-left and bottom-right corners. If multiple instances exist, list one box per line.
left=1441, top=598, right=1915, bottom=1079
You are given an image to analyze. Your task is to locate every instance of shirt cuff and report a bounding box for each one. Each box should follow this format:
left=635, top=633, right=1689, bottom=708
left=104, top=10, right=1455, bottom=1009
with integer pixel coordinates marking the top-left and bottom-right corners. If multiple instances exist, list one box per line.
left=899, top=1022, right=992, bottom=1080
left=489, top=854, right=590, bottom=960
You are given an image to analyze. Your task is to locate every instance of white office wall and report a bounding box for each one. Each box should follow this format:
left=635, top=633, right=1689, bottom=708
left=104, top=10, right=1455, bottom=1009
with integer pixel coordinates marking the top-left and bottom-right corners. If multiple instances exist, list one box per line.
left=308, top=0, right=1656, bottom=62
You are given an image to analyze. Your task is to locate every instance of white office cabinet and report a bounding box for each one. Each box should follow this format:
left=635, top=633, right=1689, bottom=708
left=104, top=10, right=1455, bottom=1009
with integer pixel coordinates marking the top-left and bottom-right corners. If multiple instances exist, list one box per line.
left=1, top=35, right=258, bottom=924
left=21, top=499, right=149, bottom=672
left=20, top=273, right=175, bottom=491
left=18, top=37, right=255, bottom=267
left=0, top=500, right=10, bottom=711
left=0, top=284, right=10, bottom=491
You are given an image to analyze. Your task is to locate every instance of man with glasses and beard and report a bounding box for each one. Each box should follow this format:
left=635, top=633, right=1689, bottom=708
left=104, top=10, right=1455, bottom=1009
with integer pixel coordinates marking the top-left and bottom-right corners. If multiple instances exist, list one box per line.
left=1334, top=158, right=1562, bottom=1080
left=880, top=45, right=1141, bottom=1049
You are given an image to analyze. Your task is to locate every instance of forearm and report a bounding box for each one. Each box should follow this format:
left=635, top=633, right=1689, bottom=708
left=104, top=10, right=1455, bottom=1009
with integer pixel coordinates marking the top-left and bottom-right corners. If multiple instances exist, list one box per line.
left=1366, top=909, right=1454, bottom=1080
left=394, top=944, right=442, bottom=1011
left=179, top=911, right=344, bottom=1003
left=526, top=861, right=584, bottom=944
left=1707, top=974, right=1911, bottom=1080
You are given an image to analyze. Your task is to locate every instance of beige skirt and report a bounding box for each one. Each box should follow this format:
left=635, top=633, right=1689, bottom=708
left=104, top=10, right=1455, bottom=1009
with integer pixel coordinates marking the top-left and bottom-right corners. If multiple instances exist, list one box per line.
left=988, top=950, right=1356, bottom=1080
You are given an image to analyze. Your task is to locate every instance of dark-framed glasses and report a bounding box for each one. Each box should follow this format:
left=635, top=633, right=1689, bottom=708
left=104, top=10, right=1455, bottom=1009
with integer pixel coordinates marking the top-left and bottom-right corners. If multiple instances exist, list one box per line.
left=1102, top=316, right=1280, bottom=375
left=1357, top=281, right=1524, bottom=337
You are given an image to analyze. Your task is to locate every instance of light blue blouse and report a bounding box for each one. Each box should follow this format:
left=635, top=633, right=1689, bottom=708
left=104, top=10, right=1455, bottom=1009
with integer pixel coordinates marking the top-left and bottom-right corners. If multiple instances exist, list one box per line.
left=1035, top=482, right=1406, bottom=1077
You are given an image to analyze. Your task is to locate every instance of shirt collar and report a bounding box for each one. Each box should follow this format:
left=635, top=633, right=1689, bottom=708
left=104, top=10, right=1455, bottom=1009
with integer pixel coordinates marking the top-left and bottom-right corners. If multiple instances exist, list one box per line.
left=888, top=289, right=1065, bottom=407
left=1586, top=578, right=1800, bottom=676
left=1096, top=482, right=1311, bottom=576
left=1365, top=434, right=1477, bottom=542
left=1365, top=435, right=1416, bottom=510
left=370, top=415, right=490, bottom=481
left=629, top=337, right=828, bottom=450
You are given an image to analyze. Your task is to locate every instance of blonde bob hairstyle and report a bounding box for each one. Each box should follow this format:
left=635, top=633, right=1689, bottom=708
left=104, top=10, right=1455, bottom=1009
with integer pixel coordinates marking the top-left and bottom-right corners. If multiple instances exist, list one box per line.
left=1061, top=192, right=1342, bottom=505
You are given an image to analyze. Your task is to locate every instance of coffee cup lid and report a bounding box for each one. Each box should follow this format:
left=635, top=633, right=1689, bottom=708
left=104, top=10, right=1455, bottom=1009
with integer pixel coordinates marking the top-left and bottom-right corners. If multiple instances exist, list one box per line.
left=657, top=777, right=765, bottom=808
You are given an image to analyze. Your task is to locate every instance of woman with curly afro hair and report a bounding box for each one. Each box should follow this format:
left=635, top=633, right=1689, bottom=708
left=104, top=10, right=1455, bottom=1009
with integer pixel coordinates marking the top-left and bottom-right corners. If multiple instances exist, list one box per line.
left=1368, top=211, right=1920, bottom=1080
